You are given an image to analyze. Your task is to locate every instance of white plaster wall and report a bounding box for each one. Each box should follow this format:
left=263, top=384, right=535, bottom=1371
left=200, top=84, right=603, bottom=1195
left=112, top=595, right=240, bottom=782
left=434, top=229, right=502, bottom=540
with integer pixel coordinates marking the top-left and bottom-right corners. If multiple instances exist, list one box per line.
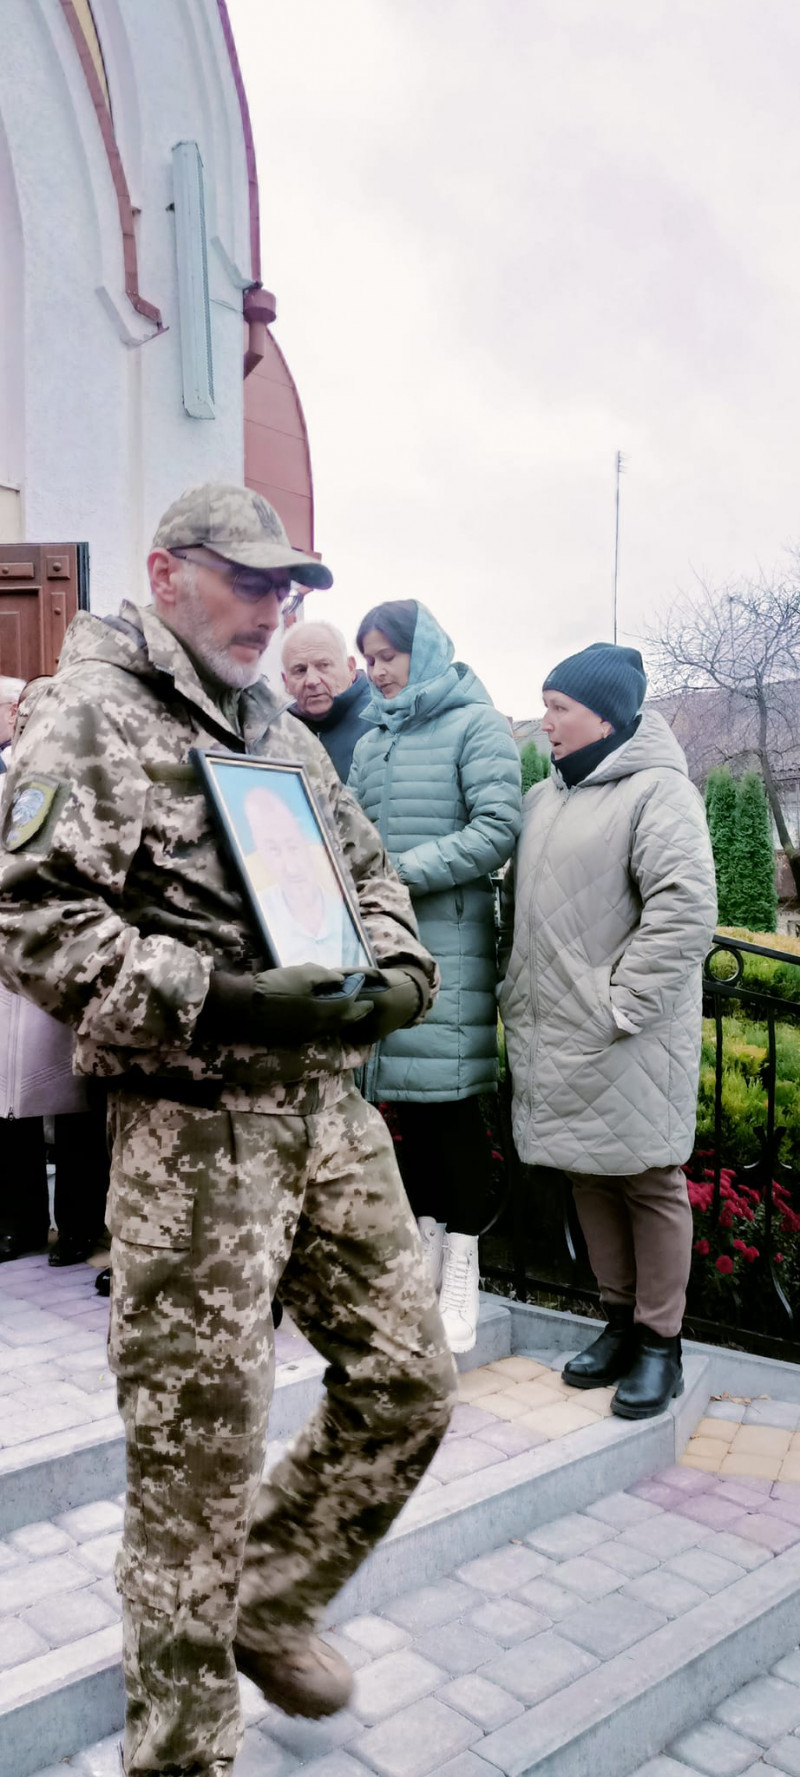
left=0, top=107, right=24, bottom=525
left=0, top=0, right=253, bottom=611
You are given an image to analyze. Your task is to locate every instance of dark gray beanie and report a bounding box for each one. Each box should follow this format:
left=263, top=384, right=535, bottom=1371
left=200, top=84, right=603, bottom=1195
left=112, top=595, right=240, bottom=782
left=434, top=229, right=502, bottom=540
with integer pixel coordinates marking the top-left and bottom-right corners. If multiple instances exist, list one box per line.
left=543, top=642, right=647, bottom=729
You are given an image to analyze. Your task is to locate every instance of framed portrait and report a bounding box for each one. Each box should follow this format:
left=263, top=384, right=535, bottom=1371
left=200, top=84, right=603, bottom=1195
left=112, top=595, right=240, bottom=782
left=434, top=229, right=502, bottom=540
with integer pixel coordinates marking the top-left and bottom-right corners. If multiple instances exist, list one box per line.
left=190, top=751, right=374, bottom=972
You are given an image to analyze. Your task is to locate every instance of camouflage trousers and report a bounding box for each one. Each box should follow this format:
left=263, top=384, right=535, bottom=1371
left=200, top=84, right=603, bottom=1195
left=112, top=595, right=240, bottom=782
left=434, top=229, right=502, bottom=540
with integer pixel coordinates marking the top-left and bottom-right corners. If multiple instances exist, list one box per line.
left=106, top=1078, right=456, bottom=1777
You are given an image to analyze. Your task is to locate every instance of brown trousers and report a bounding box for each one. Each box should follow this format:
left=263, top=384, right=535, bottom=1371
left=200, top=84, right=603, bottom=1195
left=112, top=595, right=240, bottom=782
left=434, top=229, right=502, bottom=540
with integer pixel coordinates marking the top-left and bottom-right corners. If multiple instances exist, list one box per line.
left=567, top=1165, right=693, bottom=1338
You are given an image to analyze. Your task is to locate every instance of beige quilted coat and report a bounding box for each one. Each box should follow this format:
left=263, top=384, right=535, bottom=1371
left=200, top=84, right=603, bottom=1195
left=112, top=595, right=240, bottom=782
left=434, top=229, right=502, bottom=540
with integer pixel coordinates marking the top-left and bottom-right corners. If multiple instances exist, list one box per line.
left=499, top=709, right=717, bottom=1174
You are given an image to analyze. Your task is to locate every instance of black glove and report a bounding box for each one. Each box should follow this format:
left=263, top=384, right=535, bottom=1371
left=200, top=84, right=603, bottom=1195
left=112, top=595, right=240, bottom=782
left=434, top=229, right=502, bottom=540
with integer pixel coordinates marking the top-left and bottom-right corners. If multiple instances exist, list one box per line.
left=353, top=967, right=426, bottom=1043
left=196, top=965, right=373, bottom=1048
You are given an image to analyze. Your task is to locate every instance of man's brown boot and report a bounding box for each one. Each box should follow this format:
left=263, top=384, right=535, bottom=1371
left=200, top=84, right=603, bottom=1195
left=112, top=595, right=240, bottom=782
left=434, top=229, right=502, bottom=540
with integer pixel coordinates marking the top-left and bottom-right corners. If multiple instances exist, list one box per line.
left=234, top=1630, right=354, bottom=1719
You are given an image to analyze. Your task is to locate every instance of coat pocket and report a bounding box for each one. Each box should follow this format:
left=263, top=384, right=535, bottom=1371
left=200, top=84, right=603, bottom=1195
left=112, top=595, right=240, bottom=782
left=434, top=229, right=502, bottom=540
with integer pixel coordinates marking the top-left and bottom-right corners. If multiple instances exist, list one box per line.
left=590, top=965, right=621, bottom=1041
left=106, top=1097, right=197, bottom=1249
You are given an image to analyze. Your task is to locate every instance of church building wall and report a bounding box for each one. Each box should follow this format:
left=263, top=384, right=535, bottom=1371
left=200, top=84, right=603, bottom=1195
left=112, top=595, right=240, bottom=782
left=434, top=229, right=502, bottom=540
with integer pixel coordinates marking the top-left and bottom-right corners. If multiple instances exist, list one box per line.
left=0, top=0, right=256, bottom=612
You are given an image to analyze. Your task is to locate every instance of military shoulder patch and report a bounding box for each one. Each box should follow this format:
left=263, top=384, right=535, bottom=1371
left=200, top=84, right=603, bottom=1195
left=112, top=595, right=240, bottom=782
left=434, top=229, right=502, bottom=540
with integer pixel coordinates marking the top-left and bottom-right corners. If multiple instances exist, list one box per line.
left=3, top=778, right=60, bottom=850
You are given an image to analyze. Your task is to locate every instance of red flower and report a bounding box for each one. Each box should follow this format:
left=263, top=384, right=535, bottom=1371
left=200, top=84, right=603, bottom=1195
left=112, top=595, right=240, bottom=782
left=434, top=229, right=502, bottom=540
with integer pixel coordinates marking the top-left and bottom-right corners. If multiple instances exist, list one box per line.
left=694, top=1238, right=710, bottom=1256
left=745, top=1246, right=759, bottom=1263
left=719, top=1206, right=735, bottom=1230
left=733, top=1239, right=748, bottom=1254
left=715, top=1254, right=735, bottom=1275
left=775, top=1253, right=785, bottom=1263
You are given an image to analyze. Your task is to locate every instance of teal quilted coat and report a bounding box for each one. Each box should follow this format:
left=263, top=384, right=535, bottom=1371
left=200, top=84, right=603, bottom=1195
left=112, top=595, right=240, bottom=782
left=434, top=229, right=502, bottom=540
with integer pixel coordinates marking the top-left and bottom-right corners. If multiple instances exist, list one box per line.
left=348, top=607, right=522, bottom=1101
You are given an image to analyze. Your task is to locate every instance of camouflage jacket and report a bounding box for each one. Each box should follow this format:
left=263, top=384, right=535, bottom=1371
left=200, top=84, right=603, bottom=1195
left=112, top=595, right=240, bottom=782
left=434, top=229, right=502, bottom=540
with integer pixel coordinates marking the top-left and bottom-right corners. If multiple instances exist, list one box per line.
left=0, top=602, right=438, bottom=1111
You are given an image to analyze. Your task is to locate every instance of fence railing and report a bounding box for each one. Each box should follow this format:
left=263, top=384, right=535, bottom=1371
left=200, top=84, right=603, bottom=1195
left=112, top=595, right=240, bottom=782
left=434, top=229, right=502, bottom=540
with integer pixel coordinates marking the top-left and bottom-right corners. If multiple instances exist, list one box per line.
left=481, top=931, right=800, bottom=1361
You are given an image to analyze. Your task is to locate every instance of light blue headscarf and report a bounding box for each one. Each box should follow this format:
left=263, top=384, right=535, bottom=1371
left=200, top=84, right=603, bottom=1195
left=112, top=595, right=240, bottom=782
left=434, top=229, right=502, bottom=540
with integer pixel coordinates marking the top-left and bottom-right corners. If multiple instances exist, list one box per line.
left=363, top=602, right=458, bottom=731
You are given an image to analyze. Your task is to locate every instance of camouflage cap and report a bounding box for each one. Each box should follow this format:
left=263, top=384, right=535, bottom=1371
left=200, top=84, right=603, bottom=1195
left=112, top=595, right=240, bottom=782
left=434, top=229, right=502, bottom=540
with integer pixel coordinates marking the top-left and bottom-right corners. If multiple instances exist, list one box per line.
left=151, top=484, right=333, bottom=589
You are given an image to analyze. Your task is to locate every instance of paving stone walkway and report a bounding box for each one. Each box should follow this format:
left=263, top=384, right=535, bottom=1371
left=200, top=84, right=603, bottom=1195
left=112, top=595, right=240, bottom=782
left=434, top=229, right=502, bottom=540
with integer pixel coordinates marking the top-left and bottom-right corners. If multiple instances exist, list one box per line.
left=0, top=1254, right=313, bottom=1457
left=632, top=1648, right=800, bottom=1775
left=9, top=1258, right=800, bottom=1775
left=0, top=1347, right=626, bottom=1693
left=682, top=1393, right=800, bottom=1482
left=26, top=1461, right=800, bottom=1776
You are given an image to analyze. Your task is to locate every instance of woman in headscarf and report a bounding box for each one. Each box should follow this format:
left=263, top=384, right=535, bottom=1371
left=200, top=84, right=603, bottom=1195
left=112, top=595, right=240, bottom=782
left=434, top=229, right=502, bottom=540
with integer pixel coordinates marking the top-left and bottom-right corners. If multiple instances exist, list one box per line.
left=349, top=599, right=521, bottom=1352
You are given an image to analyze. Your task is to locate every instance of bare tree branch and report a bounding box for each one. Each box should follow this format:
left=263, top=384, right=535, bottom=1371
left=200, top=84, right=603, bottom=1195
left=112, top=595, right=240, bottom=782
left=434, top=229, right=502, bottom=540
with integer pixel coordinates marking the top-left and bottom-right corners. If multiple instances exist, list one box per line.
left=645, top=560, right=800, bottom=895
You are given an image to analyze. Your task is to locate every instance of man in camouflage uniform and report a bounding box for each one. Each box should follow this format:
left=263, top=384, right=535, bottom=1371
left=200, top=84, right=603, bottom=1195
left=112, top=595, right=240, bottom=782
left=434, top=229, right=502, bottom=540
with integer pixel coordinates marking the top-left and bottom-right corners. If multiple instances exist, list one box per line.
left=0, top=486, right=456, bottom=1777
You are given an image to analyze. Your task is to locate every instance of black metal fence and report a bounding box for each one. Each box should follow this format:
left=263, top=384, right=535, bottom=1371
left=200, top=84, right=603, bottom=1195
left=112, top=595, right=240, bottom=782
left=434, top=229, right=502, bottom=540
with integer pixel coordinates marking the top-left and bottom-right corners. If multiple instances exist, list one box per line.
left=481, top=932, right=800, bottom=1361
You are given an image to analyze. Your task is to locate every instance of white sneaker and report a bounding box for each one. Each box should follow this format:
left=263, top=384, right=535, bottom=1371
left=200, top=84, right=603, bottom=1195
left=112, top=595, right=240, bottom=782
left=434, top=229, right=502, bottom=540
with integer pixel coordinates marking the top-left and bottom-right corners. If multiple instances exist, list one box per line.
left=417, top=1217, right=445, bottom=1291
left=439, top=1232, right=480, bottom=1354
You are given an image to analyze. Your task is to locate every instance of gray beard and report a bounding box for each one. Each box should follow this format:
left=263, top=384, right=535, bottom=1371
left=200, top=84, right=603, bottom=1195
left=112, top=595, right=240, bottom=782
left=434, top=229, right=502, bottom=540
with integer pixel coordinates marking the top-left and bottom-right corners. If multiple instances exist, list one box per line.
left=169, top=575, right=267, bottom=688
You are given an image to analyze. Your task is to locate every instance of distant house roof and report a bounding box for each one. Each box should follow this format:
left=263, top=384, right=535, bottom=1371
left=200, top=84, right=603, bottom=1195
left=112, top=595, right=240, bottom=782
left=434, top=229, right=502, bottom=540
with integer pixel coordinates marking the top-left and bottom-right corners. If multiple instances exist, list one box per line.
left=512, top=719, right=548, bottom=749
left=511, top=682, right=800, bottom=792
left=645, top=682, right=800, bottom=790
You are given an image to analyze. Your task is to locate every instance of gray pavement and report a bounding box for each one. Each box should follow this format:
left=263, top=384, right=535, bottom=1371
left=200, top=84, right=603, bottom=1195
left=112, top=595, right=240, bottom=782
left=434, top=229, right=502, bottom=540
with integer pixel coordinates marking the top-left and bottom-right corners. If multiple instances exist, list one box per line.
left=8, top=1258, right=800, bottom=1776
left=20, top=1461, right=800, bottom=1775
left=0, top=1255, right=313, bottom=1458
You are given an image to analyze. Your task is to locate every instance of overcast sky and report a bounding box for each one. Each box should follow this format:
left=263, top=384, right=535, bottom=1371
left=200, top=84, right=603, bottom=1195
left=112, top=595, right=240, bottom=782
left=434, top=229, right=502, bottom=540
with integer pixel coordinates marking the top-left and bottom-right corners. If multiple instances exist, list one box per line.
left=229, top=0, right=800, bottom=721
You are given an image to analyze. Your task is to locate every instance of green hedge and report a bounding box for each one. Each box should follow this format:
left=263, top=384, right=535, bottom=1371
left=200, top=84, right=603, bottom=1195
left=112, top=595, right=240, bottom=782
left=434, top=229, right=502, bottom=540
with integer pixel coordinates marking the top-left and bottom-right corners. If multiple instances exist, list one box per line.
left=696, top=1012, right=800, bottom=1175
left=708, top=927, right=800, bottom=1009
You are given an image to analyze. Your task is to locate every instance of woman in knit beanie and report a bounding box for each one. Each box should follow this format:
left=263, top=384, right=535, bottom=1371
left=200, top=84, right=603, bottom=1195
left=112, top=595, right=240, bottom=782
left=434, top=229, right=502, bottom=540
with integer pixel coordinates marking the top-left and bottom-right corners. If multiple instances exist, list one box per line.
left=499, top=642, right=717, bottom=1418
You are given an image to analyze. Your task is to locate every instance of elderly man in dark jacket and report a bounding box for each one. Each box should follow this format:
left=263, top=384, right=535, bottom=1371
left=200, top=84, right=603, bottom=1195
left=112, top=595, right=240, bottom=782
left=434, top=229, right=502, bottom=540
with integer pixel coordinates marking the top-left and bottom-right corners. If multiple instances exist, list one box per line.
left=282, top=620, right=371, bottom=779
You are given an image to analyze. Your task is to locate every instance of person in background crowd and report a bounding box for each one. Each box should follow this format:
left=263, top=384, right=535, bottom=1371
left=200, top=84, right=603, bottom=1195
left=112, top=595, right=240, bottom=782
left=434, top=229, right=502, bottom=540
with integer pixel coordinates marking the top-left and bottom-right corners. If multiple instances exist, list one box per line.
left=0, top=484, right=454, bottom=1776
left=349, top=599, right=522, bottom=1354
left=0, top=675, right=24, bottom=766
left=500, top=642, right=717, bottom=1418
left=0, top=1120, right=49, bottom=1262
left=0, top=676, right=111, bottom=1270
left=0, top=674, right=50, bottom=1262
left=283, top=621, right=371, bottom=779
left=49, top=1092, right=111, bottom=1267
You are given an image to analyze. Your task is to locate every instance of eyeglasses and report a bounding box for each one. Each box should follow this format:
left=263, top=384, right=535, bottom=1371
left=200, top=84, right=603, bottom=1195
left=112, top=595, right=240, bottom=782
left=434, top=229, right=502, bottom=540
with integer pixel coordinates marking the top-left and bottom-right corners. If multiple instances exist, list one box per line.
left=169, top=548, right=294, bottom=606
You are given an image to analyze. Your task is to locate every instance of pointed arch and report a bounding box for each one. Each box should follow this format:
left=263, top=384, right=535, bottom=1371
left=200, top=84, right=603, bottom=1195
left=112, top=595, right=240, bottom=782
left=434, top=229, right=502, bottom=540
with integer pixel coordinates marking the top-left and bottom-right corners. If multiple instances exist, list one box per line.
left=244, top=331, right=316, bottom=554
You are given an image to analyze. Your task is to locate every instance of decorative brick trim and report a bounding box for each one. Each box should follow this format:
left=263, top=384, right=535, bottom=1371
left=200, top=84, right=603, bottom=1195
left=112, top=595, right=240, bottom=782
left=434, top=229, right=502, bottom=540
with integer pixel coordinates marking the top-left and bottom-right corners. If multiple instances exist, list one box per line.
left=59, top=0, right=163, bottom=328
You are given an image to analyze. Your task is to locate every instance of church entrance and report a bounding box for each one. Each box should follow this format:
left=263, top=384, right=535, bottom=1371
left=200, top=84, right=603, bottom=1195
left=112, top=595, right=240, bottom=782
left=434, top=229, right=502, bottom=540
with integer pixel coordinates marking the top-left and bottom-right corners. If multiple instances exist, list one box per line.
left=0, top=543, right=89, bottom=682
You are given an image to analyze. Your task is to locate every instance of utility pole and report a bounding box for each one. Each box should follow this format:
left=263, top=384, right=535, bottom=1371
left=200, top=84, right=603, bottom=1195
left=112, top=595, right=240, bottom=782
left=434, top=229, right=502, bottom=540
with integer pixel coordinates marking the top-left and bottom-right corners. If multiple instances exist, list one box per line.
left=613, top=450, right=625, bottom=644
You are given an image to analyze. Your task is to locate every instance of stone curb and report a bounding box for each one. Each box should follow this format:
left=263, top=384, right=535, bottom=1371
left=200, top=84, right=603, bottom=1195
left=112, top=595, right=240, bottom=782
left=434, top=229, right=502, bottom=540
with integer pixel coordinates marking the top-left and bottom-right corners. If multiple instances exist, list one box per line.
left=0, top=1626, right=123, bottom=1777
left=0, top=1299, right=510, bottom=1538
left=506, top=1300, right=800, bottom=1404
left=326, top=1354, right=710, bottom=1624
left=477, top=1539, right=800, bottom=1776
left=0, top=1347, right=699, bottom=1777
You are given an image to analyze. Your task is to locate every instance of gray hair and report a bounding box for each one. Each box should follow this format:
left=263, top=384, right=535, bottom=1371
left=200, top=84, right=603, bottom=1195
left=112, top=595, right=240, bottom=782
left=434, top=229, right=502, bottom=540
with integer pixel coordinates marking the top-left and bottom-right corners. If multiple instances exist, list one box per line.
left=0, top=677, right=24, bottom=703
left=281, top=621, right=351, bottom=663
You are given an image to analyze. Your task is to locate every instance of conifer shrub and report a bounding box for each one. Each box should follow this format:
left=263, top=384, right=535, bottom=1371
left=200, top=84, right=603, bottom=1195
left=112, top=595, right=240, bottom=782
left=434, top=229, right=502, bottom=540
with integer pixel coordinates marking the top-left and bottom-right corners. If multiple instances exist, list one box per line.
left=520, top=742, right=549, bottom=794
left=730, top=771, right=778, bottom=932
left=705, top=766, right=738, bottom=924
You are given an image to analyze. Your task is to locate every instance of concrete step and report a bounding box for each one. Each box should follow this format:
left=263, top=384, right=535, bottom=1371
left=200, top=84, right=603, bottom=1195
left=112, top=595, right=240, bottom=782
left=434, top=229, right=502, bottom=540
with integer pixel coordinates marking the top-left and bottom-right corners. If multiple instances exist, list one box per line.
left=2, top=1334, right=701, bottom=1777
left=0, top=1270, right=510, bottom=1536
left=28, top=1460, right=800, bottom=1777
left=631, top=1640, right=800, bottom=1776
left=16, top=1298, right=800, bottom=1777
left=328, top=1350, right=709, bottom=1623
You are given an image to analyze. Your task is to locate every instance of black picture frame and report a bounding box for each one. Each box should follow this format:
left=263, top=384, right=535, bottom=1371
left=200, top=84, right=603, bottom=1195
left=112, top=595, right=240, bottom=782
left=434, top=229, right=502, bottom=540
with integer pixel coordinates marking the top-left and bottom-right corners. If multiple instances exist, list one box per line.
left=190, top=750, right=374, bottom=971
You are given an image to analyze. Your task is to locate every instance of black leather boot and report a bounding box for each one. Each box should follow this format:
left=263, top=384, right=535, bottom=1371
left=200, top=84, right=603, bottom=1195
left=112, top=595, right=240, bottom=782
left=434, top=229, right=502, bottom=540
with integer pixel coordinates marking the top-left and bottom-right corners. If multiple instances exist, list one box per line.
left=611, top=1327, right=683, bottom=1419
left=562, top=1306, right=636, bottom=1389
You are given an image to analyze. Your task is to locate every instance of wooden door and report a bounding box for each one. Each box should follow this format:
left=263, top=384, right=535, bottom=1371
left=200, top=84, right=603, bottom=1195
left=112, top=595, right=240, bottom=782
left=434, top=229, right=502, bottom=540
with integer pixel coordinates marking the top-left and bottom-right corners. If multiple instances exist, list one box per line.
left=0, top=544, right=89, bottom=681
